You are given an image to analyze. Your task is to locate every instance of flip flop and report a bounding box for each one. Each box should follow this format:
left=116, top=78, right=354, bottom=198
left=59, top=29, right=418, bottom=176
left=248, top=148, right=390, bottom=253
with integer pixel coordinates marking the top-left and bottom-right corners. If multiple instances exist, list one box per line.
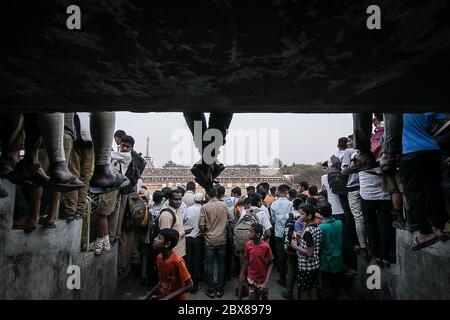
left=411, top=236, right=441, bottom=251
left=44, top=176, right=85, bottom=192
left=89, top=175, right=130, bottom=194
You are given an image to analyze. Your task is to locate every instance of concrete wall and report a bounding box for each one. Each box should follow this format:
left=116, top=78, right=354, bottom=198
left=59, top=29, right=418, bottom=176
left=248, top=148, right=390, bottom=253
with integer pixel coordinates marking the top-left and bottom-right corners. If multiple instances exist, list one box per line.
left=349, top=229, right=450, bottom=300
left=0, top=218, right=118, bottom=300
left=0, top=220, right=82, bottom=300
left=80, top=244, right=118, bottom=300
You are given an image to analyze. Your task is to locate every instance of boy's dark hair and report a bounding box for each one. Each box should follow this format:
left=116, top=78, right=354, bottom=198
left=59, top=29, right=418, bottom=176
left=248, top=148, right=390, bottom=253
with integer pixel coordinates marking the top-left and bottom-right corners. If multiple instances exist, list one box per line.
left=162, top=187, right=172, bottom=200
left=250, top=223, right=264, bottom=238
left=299, top=181, right=309, bottom=191
left=246, top=186, right=256, bottom=193
left=177, top=186, right=186, bottom=197
left=306, top=197, right=318, bottom=207
left=258, top=191, right=266, bottom=201
left=297, top=193, right=308, bottom=202
left=316, top=201, right=333, bottom=218
left=318, top=190, right=328, bottom=199
left=270, top=186, right=277, bottom=195
left=338, top=137, right=348, bottom=149
left=114, top=129, right=126, bottom=139
left=121, top=135, right=135, bottom=146
left=207, top=186, right=218, bottom=198
left=231, top=187, right=242, bottom=196
left=152, top=190, right=163, bottom=204
left=186, top=181, right=196, bottom=191
left=159, top=228, right=179, bottom=251
left=288, top=189, right=297, bottom=199
left=308, top=185, right=318, bottom=196
left=249, top=192, right=262, bottom=207
left=292, top=197, right=304, bottom=211
left=169, top=189, right=182, bottom=199
left=299, top=203, right=316, bottom=218
left=243, top=197, right=251, bottom=206
left=277, top=184, right=290, bottom=194
left=216, top=185, right=226, bottom=197
left=348, top=134, right=354, bottom=140
left=257, top=182, right=270, bottom=193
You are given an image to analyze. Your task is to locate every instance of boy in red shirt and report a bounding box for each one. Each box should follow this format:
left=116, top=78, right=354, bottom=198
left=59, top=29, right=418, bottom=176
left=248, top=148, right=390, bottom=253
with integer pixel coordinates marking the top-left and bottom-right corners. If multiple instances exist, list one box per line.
left=239, top=223, right=274, bottom=300
left=143, top=228, right=193, bottom=300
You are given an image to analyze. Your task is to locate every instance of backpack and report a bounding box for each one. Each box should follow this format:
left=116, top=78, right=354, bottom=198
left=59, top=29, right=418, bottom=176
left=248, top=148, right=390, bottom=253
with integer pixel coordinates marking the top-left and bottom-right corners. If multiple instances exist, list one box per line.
left=233, top=209, right=260, bottom=255
left=122, top=192, right=146, bottom=230
left=283, top=213, right=297, bottom=256
left=327, top=163, right=348, bottom=195
left=151, top=207, right=177, bottom=240
left=122, top=151, right=145, bottom=194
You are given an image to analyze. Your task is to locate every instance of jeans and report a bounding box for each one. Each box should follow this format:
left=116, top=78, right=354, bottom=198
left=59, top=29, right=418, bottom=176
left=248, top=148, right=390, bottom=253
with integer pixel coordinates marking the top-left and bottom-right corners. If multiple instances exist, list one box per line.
left=286, top=253, right=298, bottom=295
left=352, top=113, right=403, bottom=154
left=204, top=244, right=226, bottom=292
left=338, top=195, right=357, bottom=270
left=183, top=113, right=233, bottom=161
left=186, top=236, right=204, bottom=289
left=274, top=237, right=287, bottom=282
left=361, top=199, right=393, bottom=260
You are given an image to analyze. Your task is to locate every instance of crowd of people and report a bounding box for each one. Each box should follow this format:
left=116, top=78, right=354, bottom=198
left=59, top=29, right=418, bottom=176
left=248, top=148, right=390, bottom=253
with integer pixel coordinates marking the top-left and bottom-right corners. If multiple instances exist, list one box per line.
left=0, top=111, right=449, bottom=301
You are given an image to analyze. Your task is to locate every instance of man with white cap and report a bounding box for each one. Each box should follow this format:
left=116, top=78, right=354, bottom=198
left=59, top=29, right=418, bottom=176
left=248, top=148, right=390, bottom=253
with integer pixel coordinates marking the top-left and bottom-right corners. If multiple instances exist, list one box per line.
left=183, top=192, right=205, bottom=293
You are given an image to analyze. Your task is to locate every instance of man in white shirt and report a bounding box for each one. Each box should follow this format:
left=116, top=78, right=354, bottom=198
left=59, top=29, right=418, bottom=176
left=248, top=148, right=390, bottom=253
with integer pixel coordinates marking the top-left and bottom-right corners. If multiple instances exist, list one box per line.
left=241, top=192, right=272, bottom=240
left=184, top=193, right=205, bottom=293
left=182, top=181, right=197, bottom=207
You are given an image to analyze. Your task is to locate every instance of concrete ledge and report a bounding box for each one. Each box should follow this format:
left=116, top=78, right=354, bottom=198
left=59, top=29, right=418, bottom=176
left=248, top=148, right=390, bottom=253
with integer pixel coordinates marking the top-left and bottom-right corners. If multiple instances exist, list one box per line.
left=0, top=219, right=82, bottom=300
left=349, top=229, right=450, bottom=300
left=80, top=243, right=118, bottom=300
left=395, top=229, right=450, bottom=300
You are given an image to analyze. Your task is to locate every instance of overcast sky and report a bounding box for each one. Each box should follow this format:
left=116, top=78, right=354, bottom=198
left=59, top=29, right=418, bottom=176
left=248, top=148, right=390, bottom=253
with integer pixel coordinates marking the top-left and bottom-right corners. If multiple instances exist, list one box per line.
left=115, top=112, right=353, bottom=167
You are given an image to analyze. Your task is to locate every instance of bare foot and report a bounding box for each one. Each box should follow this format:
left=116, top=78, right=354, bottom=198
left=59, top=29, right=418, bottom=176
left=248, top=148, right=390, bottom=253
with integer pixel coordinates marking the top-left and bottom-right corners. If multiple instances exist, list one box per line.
left=432, top=226, right=446, bottom=238
left=89, top=165, right=117, bottom=188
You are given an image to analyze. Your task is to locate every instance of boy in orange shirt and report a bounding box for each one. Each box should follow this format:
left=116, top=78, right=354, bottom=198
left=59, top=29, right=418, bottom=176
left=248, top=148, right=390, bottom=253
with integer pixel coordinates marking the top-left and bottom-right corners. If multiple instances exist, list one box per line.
left=143, top=228, right=193, bottom=300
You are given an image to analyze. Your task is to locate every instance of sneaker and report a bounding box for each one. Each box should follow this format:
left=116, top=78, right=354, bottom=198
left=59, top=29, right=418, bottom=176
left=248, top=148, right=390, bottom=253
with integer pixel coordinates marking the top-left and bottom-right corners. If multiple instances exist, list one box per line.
left=103, top=235, right=111, bottom=252
left=94, top=237, right=104, bottom=255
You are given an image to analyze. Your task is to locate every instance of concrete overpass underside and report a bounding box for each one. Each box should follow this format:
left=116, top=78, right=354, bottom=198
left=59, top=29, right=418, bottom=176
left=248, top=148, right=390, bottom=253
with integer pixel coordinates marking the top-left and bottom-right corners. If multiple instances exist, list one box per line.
left=1, top=0, right=450, bottom=113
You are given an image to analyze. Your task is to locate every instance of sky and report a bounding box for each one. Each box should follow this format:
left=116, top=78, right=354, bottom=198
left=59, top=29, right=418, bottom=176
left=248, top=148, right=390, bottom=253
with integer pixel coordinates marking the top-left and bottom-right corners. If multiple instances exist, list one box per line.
left=115, top=112, right=353, bottom=167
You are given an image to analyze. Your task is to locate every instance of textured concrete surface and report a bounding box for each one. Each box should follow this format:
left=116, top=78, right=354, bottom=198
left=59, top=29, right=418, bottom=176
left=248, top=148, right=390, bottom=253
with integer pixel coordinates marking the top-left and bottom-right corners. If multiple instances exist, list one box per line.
left=80, top=243, right=118, bottom=300
left=2, top=0, right=450, bottom=112
left=0, top=180, right=16, bottom=238
left=0, top=219, right=82, bottom=300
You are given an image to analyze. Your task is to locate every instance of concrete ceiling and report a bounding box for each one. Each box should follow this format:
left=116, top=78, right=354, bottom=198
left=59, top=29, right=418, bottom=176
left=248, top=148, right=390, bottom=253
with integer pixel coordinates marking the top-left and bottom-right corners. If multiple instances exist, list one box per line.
left=1, top=0, right=450, bottom=113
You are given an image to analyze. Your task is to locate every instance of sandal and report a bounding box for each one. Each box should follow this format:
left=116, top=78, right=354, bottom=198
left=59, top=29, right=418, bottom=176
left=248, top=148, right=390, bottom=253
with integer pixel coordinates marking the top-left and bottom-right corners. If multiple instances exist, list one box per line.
left=89, top=175, right=129, bottom=195
left=411, top=235, right=441, bottom=251
left=44, top=175, right=85, bottom=192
